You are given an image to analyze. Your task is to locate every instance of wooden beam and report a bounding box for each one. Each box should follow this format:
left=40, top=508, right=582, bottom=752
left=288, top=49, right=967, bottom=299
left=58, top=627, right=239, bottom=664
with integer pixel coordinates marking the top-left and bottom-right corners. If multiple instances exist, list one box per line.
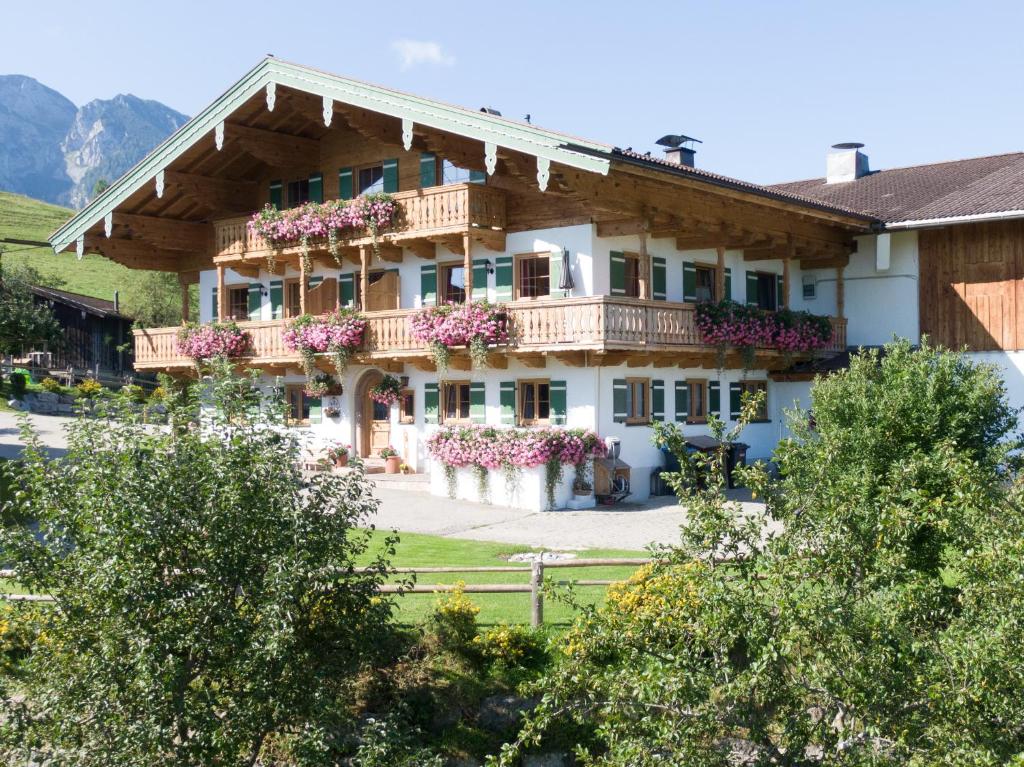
left=517, top=353, right=547, bottom=369
left=798, top=253, right=850, bottom=270
left=232, top=265, right=261, bottom=279
left=115, top=213, right=212, bottom=252
left=162, top=170, right=260, bottom=213
left=85, top=236, right=184, bottom=271
left=216, top=265, right=226, bottom=321
left=359, top=247, right=369, bottom=312
left=782, top=254, right=791, bottom=309
left=469, top=228, right=506, bottom=252
left=836, top=266, right=845, bottom=319
left=406, top=240, right=436, bottom=260
left=462, top=233, right=473, bottom=299
left=299, top=263, right=307, bottom=315
left=593, top=352, right=630, bottom=367
left=485, top=353, right=508, bottom=369
left=553, top=351, right=587, bottom=367
left=716, top=245, right=726, bottom=303
left=225, top=122, right=319, bottom=169
left=448, top=355, right=471, bottom=371
left=376, top=245, right=403, bottom=263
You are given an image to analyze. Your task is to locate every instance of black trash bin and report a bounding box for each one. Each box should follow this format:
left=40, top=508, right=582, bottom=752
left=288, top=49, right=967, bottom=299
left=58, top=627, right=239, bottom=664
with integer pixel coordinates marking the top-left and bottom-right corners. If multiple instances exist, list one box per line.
left=725, top=442, right=749, bottom=489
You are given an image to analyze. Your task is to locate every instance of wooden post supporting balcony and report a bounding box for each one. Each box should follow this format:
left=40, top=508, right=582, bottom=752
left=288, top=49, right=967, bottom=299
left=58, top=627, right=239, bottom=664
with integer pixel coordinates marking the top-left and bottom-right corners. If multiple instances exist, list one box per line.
left=462, top=233, right=473, bottom=300
left=782, top=256, right=791, bottom=309
left=715, top=245, right=726, bottom=303
left=179, top=274, right=190, bottom=324
left=836, top=265, right=845, bottom=318
left=299, top=262, right=308, bottom=315
left=216, top=265, right=226, bottom=321
left=360, top=246, right=369, bottom=310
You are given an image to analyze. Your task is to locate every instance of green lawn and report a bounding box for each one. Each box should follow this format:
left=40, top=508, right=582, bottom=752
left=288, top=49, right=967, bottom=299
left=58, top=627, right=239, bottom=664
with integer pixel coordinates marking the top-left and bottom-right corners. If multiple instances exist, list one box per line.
left=359, top=530, right=648, bottom=627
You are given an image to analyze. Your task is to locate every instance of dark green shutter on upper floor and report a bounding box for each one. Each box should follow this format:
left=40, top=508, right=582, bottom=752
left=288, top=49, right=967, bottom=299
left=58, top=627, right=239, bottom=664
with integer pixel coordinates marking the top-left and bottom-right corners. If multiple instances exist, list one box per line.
left=382, top=158, right=399, bottom=193
left=549, top=380, right=567, bottom=425
left=308, top=173, right=323, bottom=203
left=674, top=380, right=689, bottom=421
left=472, top=258, right=489, bottom=301
left=652, top=256, right=667, bottom=301
left=500, top=381, right=516, bottom=426
left=494, top=255, right=513, bottom=302
left=309, top=397, right=322, bottom=424
left=746, top=271, right=760, bottom=307
left=424, top=383, right=439, bottom=424
left=420, top=264, right=437, bottom=307
left=683, top=261, right=697, bottom=302
left=610, top=251, right=626, bottom=296
left=612, top=378, right=628, bottom=423
left=470, top=382, right=486, bottom=424
left=549, top=249, right=567, bottom=299
left=247, top=284, right=262, bottom=321
left=269, top=181, right=283, bottom=210
left=269, top=280, right=283, bottom=319
left=338, top=274, right=355, bottom=308
left=211, top=287, right=218, bottom=322
left=651, top=380, right=665, bottom=422
left=729, top=382, right=743, bottom=421
left=419, top=153, right=437, bottom=188
left=709, top=381, right=721, bottom=417
left=338, top=167, right=353, bottom=200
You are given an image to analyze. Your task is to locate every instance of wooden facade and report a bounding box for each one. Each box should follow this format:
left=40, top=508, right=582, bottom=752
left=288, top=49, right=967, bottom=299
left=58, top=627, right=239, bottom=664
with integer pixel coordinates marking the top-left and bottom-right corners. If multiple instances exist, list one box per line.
left=919, top=220, right=1024, bottom=351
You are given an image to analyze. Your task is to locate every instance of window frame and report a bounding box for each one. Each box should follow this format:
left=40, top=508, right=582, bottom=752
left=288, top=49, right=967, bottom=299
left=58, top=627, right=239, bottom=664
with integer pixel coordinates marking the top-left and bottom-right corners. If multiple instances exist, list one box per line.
left=283, top=278, right=302, bottom=318
left=624, top=377, right=651, bottom=425
left=441, top=380, right=472, bottom=424
left=740, top=380, right=769, bottom=422
left=355, top=162, right=385, bottom=196
left=517, top=378, right=552, bottom=426
left=286, top=177, right=311, bottom=208
left=686, top=378, right=708, bottom=424
left=694, top=264, right=717, bottom=303
left=225, top=284, right=250, bottom=321
left=513, top=252, right=552, bottom=301
left=438, top=260, right=467, bottom=305
left=399, top=388, right=415, bottom=424
left=284, top=384, right=311, bottom=426
left=753, top=271, right=779, bottom=311
left=621, top=251, right=651, bottom=300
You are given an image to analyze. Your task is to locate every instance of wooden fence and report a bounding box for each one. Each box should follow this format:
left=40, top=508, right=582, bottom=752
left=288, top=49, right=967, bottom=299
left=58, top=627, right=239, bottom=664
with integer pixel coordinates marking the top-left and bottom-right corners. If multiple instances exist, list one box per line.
left=0, top=557, right=651, bottom=627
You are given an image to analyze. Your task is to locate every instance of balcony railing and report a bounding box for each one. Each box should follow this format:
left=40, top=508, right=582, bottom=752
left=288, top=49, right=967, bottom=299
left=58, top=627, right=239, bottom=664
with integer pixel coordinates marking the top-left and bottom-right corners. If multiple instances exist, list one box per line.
left=214, top=183, right=507, bottom=260
left=133, top=298, right=847, bottom=370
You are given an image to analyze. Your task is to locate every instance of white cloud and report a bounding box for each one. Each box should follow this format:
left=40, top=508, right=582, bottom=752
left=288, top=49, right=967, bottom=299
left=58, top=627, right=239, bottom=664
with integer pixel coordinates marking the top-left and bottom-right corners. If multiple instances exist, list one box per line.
left=390, top=39, right=455, bottom=71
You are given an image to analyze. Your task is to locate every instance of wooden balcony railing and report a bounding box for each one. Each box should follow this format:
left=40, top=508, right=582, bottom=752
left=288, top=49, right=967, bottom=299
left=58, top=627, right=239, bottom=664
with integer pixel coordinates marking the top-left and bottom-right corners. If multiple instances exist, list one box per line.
left=214, top=183, right=507, bottom=260
left=134, top=298, right=848, bottom=370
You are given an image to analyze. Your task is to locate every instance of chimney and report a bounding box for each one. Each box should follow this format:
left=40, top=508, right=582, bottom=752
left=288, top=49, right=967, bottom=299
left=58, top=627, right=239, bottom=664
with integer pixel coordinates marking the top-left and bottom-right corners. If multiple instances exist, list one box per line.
left=826, top=142, right=869, bottom=184
left=655, top=134, right=702, bottom=168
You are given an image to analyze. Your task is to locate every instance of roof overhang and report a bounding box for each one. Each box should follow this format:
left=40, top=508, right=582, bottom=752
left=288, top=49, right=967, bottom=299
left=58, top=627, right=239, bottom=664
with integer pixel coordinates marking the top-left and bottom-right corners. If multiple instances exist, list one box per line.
left=883, top=209, right=1024, bottom=230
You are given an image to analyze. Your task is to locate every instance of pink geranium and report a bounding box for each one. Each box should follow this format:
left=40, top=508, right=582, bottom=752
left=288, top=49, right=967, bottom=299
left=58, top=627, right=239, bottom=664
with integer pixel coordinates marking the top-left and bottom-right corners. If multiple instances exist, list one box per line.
left=426, top=426, right=605, bottom=470
left=248, top=194, right=398, bottom=246
left=177, top=323, right=250, bottom=360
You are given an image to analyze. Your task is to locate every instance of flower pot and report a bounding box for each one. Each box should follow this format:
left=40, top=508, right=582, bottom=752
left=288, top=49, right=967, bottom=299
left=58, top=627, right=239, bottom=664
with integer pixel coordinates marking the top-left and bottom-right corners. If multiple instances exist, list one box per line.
left=334, top=454, right=349, bottom=468
left=384, top=455, right=401, bottom=474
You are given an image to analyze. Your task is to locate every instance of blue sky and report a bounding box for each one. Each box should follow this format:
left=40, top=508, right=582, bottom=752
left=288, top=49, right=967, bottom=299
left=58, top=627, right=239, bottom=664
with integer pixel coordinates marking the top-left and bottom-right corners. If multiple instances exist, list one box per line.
left=5, top=0, right=1024, bottom=183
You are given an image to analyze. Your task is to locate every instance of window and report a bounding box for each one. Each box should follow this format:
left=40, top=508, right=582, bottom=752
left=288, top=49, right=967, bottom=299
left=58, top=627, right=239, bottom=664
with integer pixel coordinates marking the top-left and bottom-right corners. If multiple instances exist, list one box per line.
left=515, top=253, right=550, bottom=300
left=802, top=275, right=816, bottom=300
left=439, top=262, right=467, bottom=304
left=357, top=164, right=384, bottom=195
left=399, top=389, right=415, bottom=424
left=624, top=253, right=642, bottom=298
left=285, top=384, right=311, bottom=424
left=226, top=286, right=249, bottom=321
left=518, top=380, right=551, bottom=425
left=687, top=379, right=708, bottom=424
left=442, top=160, right=472, bottom=185
left=442, top=381, right=472, bottom=423
left=287, top=178, right=310, bottom=208
left=625, top=378, right=650, bottom=424
left=695, top=265, right=716, bottom=302
left=284, top=280, right=302, bottom=318
left=753, top=272, right=778, bottom=311
left=740, top=380, right=769, bottom=421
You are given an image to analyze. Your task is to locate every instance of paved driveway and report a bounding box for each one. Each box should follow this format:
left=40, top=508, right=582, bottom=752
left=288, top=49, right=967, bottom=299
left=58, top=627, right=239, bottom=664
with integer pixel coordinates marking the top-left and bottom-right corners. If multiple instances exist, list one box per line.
left=0, top=411, right=72, bottom=459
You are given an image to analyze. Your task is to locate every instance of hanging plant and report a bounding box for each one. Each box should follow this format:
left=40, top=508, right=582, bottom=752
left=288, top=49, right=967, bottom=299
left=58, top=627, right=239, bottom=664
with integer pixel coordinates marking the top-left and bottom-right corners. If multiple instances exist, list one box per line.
left=410, top=301, right=508, bottom=375
left=283, top=308, right=367, bottom=381
left=176, top=322, right=251, bottom=361
left=369, top=374, right=403, bottom=406
left=472, top=464, right=490, bottom=504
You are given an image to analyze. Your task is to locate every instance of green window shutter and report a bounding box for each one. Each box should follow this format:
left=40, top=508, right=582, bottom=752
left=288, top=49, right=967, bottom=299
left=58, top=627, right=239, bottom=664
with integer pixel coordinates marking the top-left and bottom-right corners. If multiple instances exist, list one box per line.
left=682, top=261, right=697, bottom=302
left=549, top=248, right=567, bottom=299
left=709, top=381, right=721, bottom=417
left=269, top=180, right=282, bottom=210
left=269, top=280, right=283, bottom=319
left=652, top=256, right=667, bottom=301
left=729, top=382, right=743, bottom=420
left=746, top=271, right=760, bottom=307
left=469, top=169, right=487, bottom=184
left=210, top=286, right=218, bottom=322
left=470, top=381, right=486, bottom=424
left=419, top=153, right=437, bottom=188
left=674, top=380, right=690, bottom=421
left=247, top=283, right=262, bottom=321
left=776, top=274, right=785, bottom=309
left=338, top=167, right=353, bottom=200
left=472, top=258, right=489, bottom=301
left=382, top=158, right=399, bottom=193
left=651, top=379, right=665, bottom=422
left=338, top=274, right=355, bottom=308
left=549, top=380, right=567, bottom=425
left=724, top=267, right=732, bottom=301
left=612, top=378, right=628, bottom=423
left=424, top=383, right=439, bottom=425
left=499, top=381, right=516, bottom=426
left=610, top=251, right=626, bottom=296
left=309, top=397, right=322, bottom=425
left=420, top=264, right=437, bottom=307
left=494, top=255, right=513, bottom=302
left=308, top=172, right=323, bottom=203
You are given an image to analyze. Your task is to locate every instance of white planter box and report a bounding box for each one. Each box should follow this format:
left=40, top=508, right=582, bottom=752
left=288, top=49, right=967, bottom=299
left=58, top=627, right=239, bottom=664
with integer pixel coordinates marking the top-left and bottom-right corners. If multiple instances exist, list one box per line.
left=428, top=461, right=584, bottom=512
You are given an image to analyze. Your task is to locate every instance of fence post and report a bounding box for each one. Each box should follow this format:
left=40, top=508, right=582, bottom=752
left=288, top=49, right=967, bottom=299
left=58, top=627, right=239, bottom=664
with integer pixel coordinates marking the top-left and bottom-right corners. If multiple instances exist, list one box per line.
left=530, top=559, right=544, bottom=628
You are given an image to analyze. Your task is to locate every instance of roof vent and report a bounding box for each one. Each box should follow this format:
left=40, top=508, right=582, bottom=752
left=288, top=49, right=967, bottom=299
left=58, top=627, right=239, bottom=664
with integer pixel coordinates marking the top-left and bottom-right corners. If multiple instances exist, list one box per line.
left=479, top=107, right=502, bottom=116
left=656, top=134, right=701, bottom=168
left=827, top=142, right=869, bottom=184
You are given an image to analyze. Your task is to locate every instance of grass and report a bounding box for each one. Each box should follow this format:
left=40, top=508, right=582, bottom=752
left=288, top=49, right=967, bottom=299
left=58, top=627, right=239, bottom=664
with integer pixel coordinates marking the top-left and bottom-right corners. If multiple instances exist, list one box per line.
left=359, top=529, right=648, bottom=628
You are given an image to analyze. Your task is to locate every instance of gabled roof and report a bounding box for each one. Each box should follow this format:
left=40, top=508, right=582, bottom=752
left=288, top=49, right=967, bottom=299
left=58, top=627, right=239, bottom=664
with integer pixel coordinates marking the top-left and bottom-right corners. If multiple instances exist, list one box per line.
left=772, top=152, right=1024, bottom=226
left=31, top=284, right=131, bottom=320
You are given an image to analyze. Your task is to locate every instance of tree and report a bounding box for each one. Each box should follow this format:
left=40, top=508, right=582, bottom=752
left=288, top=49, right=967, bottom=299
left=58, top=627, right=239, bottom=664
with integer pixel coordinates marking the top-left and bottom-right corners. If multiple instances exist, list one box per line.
left=498, top=341, right=1024, bottom=765
left=92, top=178, right=110, bottom=196
left=0, top=363, right=399, bottom=766
left=0, top=258, right=62, bottom=357
left=120, top=270, right=195, bottom=327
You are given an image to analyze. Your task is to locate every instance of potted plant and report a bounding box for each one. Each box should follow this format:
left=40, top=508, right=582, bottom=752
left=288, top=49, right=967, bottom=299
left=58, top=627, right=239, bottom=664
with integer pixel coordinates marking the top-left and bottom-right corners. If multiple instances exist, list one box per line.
left=369, top=374, right=403, bottom=406
left=326, top=443, right=350, bottom=468
left=398, top=462, right=411, bottom=475
left=379, top=446, right=401, bottom=474
left=323, top=405, right=341, bottom=418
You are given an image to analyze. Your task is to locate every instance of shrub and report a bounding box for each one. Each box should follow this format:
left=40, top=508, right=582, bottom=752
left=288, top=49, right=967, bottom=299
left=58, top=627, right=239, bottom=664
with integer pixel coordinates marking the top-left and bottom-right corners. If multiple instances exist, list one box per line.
left=7, top=373, right=26, bottom=399
left=0, top=603, right=37, bottom=674
left=39, top=377, right=62, bottom=394
left=148, top=385, right=167, bottom=402
left=426, top=583, right=479, bottom=652
left=74, top=378, right=103, bottom=399
left=118, top=383, right=146, bottom=403
left=473, top=624, right=547, bottom=671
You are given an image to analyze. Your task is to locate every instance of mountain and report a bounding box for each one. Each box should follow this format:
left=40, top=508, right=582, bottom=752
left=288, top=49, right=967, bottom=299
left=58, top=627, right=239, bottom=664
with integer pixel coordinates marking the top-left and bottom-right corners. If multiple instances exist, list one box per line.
left=0, top=75, right=188, bottom=209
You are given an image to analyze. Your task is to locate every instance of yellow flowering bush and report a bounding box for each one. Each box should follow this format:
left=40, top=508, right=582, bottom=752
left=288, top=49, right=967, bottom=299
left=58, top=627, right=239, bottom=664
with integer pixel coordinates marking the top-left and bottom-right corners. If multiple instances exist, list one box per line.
left=75, top=378, right=104, bottom=398
left=427, top=582, right=479, bottom=651
left=473, top=623, right=546, bottom=669
left=0, top=603, right=39, bottom=673
left=40, top=377, right=63, bottom=394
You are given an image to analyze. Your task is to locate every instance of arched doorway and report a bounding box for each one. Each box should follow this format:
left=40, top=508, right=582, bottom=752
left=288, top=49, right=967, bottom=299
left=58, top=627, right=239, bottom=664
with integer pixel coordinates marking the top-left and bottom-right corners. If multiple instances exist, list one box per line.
left=354, top=369, right=391, bottom=459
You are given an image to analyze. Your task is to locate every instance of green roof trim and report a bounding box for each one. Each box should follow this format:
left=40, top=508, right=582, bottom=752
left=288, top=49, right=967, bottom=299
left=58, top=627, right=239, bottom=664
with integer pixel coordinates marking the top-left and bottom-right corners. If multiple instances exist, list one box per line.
left=50, top=57, right=613, bottom=254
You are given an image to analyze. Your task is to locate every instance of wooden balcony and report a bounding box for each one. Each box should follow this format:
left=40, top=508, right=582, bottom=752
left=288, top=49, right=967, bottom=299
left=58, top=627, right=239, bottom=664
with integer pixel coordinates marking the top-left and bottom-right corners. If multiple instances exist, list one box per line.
left=133, top=298, right=848, bottom=372
left=213, top=183, right=507, bottom=263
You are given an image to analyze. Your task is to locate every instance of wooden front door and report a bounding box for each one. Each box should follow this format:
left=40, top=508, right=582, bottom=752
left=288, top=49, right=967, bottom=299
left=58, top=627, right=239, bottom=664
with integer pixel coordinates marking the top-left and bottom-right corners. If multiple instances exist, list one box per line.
left=362, top=377, right=392, bottom=457
left=364, top=271, right=400, bottom=312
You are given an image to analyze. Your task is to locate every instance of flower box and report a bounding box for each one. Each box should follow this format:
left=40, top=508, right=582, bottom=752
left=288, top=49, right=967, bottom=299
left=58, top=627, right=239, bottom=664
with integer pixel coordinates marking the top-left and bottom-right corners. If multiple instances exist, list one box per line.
left=428, top=462, right=585, bottom=512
